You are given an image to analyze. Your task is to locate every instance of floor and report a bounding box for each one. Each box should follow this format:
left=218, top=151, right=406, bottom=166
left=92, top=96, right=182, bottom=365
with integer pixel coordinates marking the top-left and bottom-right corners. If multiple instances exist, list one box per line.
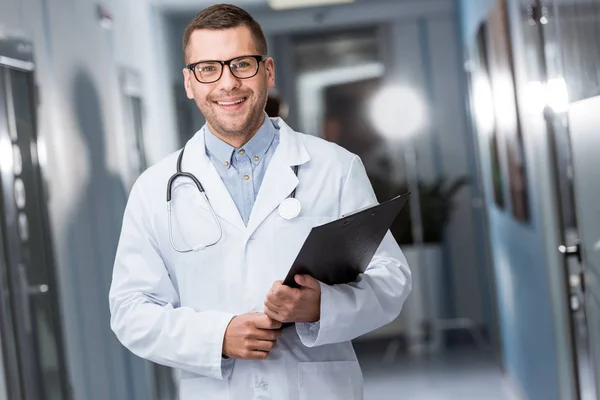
left=353, top=340, right=522, bottom=400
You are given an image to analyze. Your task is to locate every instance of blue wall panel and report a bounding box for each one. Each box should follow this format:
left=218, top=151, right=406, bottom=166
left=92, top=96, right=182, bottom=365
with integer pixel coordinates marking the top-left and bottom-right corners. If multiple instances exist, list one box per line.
left=457, top=1, right=563, bottom=399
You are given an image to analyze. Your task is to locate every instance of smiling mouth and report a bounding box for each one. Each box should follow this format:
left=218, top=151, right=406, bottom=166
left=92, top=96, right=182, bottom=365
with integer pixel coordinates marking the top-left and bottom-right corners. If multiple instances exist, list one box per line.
left=215, top=97, right=247, bottom=106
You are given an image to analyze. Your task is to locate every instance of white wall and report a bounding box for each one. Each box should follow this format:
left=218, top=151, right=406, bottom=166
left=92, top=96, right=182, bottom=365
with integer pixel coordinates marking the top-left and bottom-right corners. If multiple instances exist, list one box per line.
left=0, top=0, right=178, bottom=398
left=113, top=0, right=180, bottom=170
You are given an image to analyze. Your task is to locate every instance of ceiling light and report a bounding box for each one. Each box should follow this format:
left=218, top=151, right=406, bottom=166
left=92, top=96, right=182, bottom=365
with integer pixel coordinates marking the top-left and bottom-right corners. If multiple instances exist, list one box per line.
left=268, top=0, right=354, bottom=10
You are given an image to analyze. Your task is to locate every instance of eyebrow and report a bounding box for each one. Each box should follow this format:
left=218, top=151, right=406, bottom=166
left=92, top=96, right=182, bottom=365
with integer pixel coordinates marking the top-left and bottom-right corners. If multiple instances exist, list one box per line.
left=187, top=54, right=263, bottom=65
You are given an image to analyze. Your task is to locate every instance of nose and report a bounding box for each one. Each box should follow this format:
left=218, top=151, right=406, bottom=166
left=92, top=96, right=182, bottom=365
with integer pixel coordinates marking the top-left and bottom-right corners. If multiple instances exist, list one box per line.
left=218, top=64, right=241, bottom=92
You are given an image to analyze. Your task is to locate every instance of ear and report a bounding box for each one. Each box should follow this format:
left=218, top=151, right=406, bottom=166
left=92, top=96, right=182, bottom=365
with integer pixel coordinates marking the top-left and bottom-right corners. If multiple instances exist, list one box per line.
left=265, top=58, right=275, bottom=89
left=182, top=68, right=195, bottom=100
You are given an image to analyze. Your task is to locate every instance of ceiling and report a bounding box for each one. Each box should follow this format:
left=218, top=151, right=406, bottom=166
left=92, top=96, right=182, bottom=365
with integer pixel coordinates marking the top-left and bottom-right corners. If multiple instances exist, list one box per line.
left=151, top=0, right=404, bottom=15
left=150, top=0, right=268, bottom=14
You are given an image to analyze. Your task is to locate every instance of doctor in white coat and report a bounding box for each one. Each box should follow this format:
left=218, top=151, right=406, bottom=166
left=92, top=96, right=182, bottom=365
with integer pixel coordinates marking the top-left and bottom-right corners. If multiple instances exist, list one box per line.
left=109, top=4, right=411, bottom=400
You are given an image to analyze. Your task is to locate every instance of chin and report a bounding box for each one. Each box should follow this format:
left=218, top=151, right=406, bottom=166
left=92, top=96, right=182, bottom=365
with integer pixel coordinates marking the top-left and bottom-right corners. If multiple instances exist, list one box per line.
left=220, top=121, right=251, bottom=136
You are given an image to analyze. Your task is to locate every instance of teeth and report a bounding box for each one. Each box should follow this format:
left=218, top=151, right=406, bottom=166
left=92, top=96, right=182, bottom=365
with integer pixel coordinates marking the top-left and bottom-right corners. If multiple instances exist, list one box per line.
left=218, top=98, right=245, bottom=106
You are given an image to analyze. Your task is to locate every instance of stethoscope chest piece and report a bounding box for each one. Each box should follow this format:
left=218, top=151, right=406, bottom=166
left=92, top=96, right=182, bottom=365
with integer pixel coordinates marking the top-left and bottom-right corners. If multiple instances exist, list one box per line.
left=279, top=198, right=301, bottom=220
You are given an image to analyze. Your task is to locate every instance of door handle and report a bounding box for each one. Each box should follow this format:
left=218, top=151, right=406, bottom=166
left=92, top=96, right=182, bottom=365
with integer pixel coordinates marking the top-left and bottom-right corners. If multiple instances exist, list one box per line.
left=17, top=264, right=49, bottom=333
left=559, top=242, right=582, bottom=264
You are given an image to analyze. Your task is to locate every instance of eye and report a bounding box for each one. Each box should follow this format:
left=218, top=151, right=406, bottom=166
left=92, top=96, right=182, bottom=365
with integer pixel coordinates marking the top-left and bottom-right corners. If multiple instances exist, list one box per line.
left=232, top=61, right=251, bottom=69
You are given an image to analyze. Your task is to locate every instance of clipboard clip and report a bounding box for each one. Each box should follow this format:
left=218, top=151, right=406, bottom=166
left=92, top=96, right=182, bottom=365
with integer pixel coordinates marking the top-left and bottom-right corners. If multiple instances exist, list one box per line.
left=342, top=203, right=377, bottom=218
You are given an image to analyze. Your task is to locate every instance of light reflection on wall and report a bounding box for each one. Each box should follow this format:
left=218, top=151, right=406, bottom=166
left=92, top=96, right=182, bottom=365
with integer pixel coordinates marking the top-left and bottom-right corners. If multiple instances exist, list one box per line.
left=492, top=71, right=517, bottom=133
left=472, top=71, right=495, bottom=136
left=0, top=135, right=13, bottom=174
left=524, top=77, right=569, bottom=115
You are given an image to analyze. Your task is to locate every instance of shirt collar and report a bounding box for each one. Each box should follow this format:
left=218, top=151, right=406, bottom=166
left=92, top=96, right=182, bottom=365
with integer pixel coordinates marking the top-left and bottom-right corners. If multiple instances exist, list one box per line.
left=204, top=113, right=276, bottom=168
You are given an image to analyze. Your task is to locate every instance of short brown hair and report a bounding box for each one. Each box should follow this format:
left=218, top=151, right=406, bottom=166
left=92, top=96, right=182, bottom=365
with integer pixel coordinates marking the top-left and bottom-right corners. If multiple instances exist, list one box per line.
left=182, top=4, right=268, bottom=62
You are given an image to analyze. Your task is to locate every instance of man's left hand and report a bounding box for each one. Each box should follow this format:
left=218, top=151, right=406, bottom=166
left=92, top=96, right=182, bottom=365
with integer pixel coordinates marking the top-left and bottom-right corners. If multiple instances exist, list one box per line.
left=264, top=275, right=321, bottom=323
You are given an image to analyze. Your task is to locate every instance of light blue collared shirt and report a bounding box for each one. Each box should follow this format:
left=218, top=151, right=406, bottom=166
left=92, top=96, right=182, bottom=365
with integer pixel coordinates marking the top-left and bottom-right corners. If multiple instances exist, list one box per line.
left=205, top=114, right=280, bottom=225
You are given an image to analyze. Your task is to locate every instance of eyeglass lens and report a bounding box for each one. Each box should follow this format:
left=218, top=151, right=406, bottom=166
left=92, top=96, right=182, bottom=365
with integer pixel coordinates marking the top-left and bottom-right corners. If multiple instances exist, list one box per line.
left=193, top=56, right=260, bottom=83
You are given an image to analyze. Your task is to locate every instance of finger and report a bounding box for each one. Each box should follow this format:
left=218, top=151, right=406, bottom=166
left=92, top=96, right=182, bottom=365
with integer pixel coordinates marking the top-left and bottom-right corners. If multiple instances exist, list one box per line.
left=295, top=274, right=321, bottom=291
left=263, top=306, right=284, bottom=323
left=269, top=280, right=284, bottom=293
left=264, top=298, right=284, bottom=313
left=266, top=291, right=286, bottom=308
left=240, top=350, right=270, bottom=361
left=265, top=299, right=294, bottom=322
left=255, top=311, right=284, bottom=328
left=250, top=312, right=282, bottom=328
left=250, top=339, right=277, bottom=352
left=253, top=325, right=283, bottom=340
left=273, top=285, right=299, bottom=301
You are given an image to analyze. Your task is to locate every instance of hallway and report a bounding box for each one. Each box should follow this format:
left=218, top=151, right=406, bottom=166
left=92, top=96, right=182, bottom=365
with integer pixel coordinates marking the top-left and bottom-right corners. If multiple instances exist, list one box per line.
left=356, top=341, right=521, bottom=400
left=1, top=0, right=600, bottom=399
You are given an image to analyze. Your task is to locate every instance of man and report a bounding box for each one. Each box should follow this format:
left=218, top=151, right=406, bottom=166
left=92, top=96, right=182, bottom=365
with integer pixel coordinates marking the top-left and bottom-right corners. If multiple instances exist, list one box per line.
left=109, top=4, right=411, bottom=400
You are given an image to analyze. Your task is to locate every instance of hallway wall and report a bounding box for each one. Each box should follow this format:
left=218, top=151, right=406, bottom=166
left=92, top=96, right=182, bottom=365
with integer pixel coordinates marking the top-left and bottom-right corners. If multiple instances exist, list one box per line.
left=458, top=1, right=576, bottom=399
left=0, top=0, right=178, bottom=398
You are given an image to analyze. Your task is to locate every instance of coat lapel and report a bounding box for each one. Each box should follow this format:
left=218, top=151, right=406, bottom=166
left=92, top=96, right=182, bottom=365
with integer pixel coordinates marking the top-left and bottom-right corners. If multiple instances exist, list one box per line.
left=182, top=128, right=246, bottom=231
left=246, top=118, right=310, bottom=237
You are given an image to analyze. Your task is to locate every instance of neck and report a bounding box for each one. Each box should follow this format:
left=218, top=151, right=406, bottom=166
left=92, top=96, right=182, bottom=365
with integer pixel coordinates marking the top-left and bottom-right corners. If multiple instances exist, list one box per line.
left=209, top=115, right=265, bottom=149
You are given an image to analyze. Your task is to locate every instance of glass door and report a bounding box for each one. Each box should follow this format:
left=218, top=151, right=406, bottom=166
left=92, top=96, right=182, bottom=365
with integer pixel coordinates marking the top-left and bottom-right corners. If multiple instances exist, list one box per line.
left=549, top=1, right=600, bottom=398
left=0, top=38, right=70, bottom=400
left=523, top=0, right=600, bottom=398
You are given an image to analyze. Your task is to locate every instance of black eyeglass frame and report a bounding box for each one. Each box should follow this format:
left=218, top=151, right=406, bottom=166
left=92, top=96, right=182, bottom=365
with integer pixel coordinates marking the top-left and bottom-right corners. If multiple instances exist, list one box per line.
left=185, top=55, right=267, bottom=84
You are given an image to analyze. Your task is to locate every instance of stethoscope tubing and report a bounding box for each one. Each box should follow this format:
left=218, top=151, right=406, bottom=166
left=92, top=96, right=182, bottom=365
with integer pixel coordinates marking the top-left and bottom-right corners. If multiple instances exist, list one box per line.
left=167, top=142, right=299, bottom=252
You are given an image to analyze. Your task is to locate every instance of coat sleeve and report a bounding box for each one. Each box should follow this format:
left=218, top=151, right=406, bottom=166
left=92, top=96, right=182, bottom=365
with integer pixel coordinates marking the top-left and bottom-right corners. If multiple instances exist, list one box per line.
left=109, top=179, right=235, bottom=379
left=296, top=155, right=412, bottom=346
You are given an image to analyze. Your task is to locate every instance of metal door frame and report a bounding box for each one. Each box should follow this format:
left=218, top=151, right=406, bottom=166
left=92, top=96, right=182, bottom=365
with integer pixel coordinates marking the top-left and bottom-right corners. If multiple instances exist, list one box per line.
left=0, top=36, right=70, bottom=400
left=0, top=38, right=30, bottom=400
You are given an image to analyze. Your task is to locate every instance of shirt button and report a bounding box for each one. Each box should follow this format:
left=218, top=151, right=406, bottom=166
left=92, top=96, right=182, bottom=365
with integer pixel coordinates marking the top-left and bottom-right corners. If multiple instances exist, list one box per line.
left=224, top=161, right=229, bottom=167
left=244, top=175, right=250, bottom=181
left=238, top=149, right=245, bottom=155
left=254, top=155, right=259, bottom=162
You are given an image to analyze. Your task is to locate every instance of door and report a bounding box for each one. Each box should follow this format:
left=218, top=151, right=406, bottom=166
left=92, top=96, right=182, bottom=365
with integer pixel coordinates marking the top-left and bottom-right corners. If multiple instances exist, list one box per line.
left=533, top=0, right=600, bottom=398
left=568, top=96, right=600, bottom=399
left=0, top=38, right=70, bottom=400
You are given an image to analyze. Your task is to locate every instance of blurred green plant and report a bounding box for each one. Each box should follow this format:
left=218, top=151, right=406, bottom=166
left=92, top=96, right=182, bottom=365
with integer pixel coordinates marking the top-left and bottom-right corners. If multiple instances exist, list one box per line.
left=370, top=176, right=470, bottom=245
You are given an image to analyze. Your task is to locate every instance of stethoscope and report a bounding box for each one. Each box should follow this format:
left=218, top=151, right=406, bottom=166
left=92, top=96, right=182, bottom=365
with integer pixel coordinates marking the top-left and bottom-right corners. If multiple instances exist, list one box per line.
left=166, top=144, right=301, bottom=253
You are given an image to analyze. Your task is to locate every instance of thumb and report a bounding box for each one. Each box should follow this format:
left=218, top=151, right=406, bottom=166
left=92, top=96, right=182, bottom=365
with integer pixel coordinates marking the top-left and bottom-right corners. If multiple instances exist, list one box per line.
left=295, top=274, right=320, bottom=291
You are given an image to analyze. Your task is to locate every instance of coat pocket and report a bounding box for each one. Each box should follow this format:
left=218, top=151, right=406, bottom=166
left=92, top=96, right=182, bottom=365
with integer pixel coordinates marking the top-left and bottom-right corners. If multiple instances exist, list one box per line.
left=179, top=375, right=230, bottom=400
left=297, top=361, right=363, bottom=400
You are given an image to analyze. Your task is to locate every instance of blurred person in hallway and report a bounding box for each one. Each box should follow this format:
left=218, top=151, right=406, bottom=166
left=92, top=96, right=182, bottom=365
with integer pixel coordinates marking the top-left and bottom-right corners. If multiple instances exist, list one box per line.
left=265, top=88, right=289, bottom=118
left=109, top=4, right=411, bottom=400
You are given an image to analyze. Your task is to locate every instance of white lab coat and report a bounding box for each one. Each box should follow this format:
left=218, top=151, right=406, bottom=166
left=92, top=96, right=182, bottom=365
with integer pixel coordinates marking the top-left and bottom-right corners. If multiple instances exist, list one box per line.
left=109, top=117, right=411, bottom=400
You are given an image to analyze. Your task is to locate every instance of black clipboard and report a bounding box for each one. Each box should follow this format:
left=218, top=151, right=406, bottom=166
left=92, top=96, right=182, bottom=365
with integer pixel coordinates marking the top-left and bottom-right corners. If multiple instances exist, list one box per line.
left=282, top=192, right=409, bottom=289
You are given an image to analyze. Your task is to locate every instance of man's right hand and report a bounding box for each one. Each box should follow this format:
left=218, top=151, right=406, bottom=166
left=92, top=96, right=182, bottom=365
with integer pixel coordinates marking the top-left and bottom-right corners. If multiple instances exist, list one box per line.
left=222, top=313, right=282, bottom=360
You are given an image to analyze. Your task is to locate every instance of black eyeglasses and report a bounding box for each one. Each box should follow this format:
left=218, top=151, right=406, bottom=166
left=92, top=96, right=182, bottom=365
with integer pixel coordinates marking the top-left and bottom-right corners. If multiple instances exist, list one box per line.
left=186, top=55, right=267, bottom=84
